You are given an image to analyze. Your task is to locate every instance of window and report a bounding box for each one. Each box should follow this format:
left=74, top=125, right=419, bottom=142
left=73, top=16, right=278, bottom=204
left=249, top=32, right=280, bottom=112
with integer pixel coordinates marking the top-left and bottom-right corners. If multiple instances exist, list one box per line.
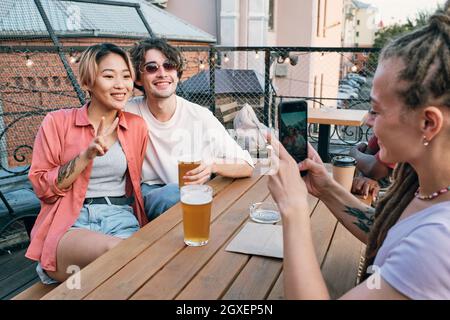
left=268, top=0, right=275, bottom=31
left=357, top=19, right=360, bottom=25
left=356, top=31, right=360, bottom=37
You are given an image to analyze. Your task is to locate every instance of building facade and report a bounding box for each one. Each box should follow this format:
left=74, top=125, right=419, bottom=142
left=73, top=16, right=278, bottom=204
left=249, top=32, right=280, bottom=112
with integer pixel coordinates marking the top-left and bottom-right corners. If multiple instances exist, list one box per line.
left=164, top=0, right=346, bottom=109
left=342, top=0, right=379, bottom=47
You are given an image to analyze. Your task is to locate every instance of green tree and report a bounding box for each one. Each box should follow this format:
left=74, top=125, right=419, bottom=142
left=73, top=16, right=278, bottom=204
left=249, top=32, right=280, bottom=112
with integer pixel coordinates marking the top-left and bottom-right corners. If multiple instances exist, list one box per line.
left=367, top=9, right=434, bottom=74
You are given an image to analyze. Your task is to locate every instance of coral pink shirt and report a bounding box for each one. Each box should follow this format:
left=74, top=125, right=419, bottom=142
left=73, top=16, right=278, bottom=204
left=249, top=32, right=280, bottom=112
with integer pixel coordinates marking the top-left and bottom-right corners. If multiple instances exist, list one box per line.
left=26, top=104, right=149, bottom=271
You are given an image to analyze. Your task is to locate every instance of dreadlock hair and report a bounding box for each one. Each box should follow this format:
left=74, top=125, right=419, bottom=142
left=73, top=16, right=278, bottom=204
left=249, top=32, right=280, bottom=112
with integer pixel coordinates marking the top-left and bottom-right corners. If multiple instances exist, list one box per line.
left=360, top=1, right=450, bottom=280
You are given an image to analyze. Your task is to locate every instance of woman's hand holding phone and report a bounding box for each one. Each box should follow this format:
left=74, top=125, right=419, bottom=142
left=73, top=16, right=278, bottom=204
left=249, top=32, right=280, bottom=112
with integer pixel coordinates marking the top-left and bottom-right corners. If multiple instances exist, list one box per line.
left=298, top=143, right=336, bottom=199
left=267, top=136, right=309, bottom=219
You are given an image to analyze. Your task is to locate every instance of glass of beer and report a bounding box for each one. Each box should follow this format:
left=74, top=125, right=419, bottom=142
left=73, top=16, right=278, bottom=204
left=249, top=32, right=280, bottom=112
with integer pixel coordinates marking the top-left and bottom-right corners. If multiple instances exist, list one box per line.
left=180, top=185, right=213, bottom=246
left=178, top=154, right=201, bottom=187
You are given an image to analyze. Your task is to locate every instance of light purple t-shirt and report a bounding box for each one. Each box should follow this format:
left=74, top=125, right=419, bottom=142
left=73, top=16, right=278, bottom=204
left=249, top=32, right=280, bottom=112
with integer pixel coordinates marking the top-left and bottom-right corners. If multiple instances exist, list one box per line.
left=373, top=201, right=450, bottom=300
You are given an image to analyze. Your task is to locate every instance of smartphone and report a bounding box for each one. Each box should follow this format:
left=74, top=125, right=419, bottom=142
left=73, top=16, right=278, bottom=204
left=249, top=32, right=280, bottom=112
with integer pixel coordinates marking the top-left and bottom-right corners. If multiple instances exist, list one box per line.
left=278, top=100, right=308, bottom=175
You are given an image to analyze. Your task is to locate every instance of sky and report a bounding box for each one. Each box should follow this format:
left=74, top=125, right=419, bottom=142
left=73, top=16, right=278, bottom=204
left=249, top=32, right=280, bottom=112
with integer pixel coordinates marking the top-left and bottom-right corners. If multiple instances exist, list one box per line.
left=365, top=0, right=446, bottom=25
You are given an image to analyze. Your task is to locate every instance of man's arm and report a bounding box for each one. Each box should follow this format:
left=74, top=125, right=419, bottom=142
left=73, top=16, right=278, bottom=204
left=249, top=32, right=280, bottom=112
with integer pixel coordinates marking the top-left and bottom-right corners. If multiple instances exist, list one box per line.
left=212, top=159, right=253, bottom=178
left=183, top=160, right=253, bottom=185
left=349, top=148, right=390, bottom=180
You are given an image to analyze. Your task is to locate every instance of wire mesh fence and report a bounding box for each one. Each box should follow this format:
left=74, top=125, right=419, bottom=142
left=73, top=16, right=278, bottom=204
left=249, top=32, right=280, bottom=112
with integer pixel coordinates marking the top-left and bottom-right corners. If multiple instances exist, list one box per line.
left=0, top=0, right=381, bottom=179
left=176, top=46, right=379, bottom=157
left=0, top=0, right=151, bottom=177
left=0, top=46, right=380, bottom=174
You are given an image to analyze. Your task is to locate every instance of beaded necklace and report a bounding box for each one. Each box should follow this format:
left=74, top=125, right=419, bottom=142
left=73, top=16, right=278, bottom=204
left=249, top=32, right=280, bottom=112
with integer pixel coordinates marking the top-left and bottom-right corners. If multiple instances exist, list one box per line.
left=415, top=186, right=450, bottom=200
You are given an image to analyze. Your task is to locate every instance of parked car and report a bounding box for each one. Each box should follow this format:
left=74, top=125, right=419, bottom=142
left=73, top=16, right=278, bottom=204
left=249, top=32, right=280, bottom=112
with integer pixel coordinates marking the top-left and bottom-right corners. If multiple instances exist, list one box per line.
left=339, top=85, right=359, bottom=95
left=338, top=89, right=358, bottom=99
left=340, top=79, right=361, bottom=89
left=346, top=73, right=367, bottom=84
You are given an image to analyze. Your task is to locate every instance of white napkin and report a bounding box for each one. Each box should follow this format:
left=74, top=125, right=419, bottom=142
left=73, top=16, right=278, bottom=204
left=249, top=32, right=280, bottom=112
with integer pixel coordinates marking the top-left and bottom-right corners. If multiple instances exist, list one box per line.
left=225, top=222, right=283, bottom=259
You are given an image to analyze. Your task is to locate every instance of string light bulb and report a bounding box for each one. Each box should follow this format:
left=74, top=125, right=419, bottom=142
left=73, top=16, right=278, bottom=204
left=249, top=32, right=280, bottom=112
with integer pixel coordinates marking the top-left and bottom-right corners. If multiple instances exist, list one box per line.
left=199, top=60, right=205, bottom=70
left=69, top=52, right=78, bottom=64
left=25, top=55, right=34, bottom=68
left=351, top=65, right=358, bottom=72
left=320, top=52, right=324, bottom=61
left=223, top=53, right=230, bottom=63
left=255, top=51, right=259, bottom=59
left=284, top=57, right=290, bottom=64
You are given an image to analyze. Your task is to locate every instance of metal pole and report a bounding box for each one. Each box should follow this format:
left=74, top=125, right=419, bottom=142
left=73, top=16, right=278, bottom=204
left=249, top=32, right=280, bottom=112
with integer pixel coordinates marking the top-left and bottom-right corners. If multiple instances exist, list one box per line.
left=263, top=48, right=271, bottom=126
left=33, top=0, right=85, bottom=105
left=209, top=47, right=216, bottom=114
left=135, top=7, right=155, bottom=38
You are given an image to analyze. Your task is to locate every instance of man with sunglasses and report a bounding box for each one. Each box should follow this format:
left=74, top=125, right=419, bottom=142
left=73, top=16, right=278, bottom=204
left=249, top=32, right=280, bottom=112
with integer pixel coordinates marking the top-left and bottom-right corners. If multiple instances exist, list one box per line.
left=126, top=38, right=254, bottom=221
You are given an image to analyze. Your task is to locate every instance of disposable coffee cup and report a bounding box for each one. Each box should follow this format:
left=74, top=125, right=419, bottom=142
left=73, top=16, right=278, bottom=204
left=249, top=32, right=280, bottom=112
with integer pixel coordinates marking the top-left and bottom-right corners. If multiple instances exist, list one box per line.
left=332, top=156, right=357, bottom=192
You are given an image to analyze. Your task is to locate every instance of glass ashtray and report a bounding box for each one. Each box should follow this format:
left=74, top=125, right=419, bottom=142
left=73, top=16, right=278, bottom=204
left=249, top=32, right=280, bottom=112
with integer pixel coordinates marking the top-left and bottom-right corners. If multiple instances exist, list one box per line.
left=249, top=202, right=281, bottom=224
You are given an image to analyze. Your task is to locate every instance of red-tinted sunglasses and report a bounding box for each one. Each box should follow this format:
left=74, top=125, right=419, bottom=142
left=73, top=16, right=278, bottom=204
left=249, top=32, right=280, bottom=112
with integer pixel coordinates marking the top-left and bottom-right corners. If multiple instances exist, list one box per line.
left=140, top=61, right=177, bottom=74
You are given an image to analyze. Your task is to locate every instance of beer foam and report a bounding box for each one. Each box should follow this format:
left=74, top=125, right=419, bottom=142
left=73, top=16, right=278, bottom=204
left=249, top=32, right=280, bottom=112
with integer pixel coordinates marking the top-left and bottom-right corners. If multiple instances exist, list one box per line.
left=181, top=192, right=212, bottom=205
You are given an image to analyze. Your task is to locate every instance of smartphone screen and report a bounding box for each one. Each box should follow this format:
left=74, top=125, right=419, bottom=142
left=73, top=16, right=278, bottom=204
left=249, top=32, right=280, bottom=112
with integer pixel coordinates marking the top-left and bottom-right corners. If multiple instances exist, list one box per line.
left=278, top=100, right=308, bottom=166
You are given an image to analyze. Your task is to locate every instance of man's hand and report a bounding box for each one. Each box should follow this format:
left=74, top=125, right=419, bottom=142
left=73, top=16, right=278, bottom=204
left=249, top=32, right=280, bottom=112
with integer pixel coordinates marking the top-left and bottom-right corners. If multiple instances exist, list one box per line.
left=183, top=162, right=214, bottom=185
left=351, top=176, right=380, bottom=200
left=356, top=142, right=368, bottom=153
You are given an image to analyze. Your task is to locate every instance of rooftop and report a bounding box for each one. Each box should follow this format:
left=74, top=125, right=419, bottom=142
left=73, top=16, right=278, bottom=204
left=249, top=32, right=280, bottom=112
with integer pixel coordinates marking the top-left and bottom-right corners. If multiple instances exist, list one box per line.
left=352, top=0, right=371, bottom=9
left=0, top=0, right=215, bottom=42
left=177, top=69, right=264, bottom=95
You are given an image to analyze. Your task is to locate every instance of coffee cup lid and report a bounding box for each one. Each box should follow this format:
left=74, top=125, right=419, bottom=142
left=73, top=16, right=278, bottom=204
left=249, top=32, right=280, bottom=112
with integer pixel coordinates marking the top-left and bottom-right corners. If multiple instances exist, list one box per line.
left=332, top=155, right=357, bottom=167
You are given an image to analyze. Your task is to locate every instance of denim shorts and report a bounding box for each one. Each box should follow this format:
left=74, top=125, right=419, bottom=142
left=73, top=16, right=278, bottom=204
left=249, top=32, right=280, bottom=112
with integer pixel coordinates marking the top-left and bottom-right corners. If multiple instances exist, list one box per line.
left=69, top=203, right=140, bottom=239
left=37, top=203, right=140, bottom=284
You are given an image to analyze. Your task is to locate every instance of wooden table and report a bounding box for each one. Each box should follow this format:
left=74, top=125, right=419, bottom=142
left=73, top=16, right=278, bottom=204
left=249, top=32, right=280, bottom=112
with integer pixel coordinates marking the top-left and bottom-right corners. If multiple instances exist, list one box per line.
left=39, top=173, right=364, bottom=300
left=308, top=108, right=367, bottom=162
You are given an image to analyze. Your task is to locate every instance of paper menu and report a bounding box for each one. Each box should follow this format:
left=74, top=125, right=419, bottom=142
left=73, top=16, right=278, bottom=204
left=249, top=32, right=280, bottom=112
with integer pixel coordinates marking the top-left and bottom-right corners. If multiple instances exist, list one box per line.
left=225, top=222, right=283, bottom=259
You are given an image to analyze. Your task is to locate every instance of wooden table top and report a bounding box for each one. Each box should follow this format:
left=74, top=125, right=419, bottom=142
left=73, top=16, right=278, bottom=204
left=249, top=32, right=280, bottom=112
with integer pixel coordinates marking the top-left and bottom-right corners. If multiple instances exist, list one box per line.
left=308, top=108, right=368, bottom=127
left=41, top=172, right=364, bottom=300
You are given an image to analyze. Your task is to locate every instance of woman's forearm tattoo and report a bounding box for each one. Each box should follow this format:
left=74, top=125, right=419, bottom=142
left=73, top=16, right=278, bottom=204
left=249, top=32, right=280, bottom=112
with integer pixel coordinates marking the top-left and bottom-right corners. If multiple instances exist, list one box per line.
left=57, top=156, right=78, bottom=184
left=344, top=206, right=375, bottom=233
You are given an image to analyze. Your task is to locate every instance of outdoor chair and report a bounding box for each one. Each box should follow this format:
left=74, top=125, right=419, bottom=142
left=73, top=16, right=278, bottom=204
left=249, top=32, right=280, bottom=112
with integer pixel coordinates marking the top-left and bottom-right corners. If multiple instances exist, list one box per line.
left=0, top=174, right=41, bottom=300
left=0, top=176, right=40, bottom=240
left=216, top=101, right=239, bottom=129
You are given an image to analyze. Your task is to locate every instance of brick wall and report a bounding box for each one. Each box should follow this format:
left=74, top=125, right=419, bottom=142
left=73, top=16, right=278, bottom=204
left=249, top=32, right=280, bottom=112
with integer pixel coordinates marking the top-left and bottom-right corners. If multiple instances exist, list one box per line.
left=0, top=37, right=211, bottom=168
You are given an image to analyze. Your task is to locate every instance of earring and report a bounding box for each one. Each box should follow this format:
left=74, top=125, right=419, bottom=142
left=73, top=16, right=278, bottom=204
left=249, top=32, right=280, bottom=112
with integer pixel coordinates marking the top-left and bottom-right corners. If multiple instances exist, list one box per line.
left=423, top=136, right=429, bottom=146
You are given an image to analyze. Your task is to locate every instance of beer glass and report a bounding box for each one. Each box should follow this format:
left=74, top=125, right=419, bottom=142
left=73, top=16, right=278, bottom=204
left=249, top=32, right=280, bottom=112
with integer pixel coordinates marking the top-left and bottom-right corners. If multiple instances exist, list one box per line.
left=178, top=155, right=201, bottom=187
left=180, top=185, right=213, bottom=246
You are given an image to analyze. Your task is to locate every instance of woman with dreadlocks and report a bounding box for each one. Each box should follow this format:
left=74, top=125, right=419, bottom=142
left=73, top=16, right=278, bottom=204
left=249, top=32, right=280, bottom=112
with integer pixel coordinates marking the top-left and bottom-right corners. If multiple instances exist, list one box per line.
left=268, top=2, right=450, bottom=299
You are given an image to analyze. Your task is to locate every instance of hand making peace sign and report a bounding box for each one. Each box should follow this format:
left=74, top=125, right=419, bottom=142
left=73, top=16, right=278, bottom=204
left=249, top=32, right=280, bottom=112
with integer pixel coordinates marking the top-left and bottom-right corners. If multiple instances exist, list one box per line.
left=85, top=116, right=119, bottom=160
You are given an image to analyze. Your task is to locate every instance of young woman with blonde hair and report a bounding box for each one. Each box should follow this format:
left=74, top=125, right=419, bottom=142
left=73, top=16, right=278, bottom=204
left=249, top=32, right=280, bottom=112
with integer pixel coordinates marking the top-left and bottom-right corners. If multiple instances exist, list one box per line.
left=26, top=43, right=149, bottom=283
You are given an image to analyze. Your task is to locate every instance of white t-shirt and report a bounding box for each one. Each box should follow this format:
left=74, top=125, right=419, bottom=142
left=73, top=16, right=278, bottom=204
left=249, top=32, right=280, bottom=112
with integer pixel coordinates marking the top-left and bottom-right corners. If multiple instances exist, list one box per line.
left=125, top=95, right=254, bottom=185
left=373, top=201, right=450, bottom=299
